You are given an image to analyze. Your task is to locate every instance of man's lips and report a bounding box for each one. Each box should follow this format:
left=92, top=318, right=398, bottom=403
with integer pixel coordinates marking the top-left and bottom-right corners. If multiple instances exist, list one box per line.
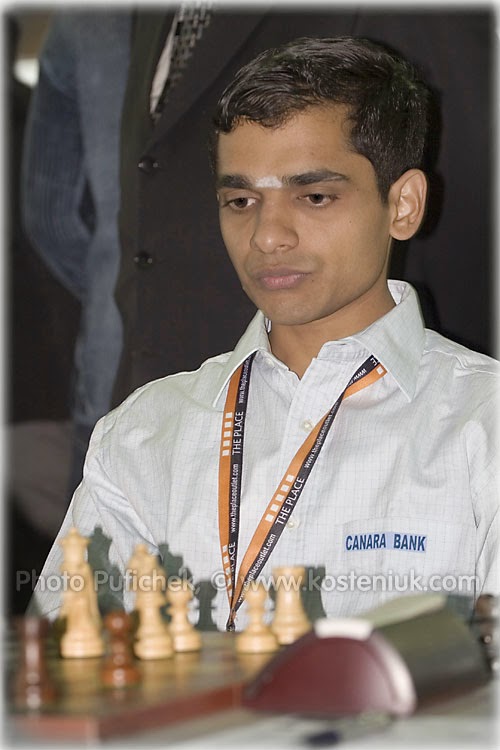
left=252, top=267, right=310, bottom=290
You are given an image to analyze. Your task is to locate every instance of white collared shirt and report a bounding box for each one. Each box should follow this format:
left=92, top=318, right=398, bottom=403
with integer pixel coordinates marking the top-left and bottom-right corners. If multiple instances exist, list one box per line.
left=32, top=282, right=499, bottom=630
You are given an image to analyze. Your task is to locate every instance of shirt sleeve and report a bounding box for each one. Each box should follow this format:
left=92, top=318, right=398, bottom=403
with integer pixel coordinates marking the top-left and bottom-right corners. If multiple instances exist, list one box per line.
left=466, top=391, right=500, bottom=597
left=476, top=504, right=499, bottom=596
left=28, top=412, right=160, bottom=619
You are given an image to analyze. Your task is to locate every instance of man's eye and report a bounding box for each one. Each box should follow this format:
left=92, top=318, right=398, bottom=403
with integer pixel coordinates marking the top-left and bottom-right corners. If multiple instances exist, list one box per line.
left=223, top=196, right=256, bottom=210
left=304, top=193, right=335, bottom=206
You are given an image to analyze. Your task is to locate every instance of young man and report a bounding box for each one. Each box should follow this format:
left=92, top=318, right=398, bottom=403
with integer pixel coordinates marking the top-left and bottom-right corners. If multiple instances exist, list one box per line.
left=31, top=37, right=498, bottom=631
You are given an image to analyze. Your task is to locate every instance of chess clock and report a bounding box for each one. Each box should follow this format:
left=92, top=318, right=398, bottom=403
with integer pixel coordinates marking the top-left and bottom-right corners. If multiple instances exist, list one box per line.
left=243, top=593, right=496, bottom=716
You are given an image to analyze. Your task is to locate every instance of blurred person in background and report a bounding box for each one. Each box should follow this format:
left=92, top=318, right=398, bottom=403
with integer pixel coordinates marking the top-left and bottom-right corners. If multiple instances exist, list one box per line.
left=21, top=10, right=132, bottom=498
left=11, top=11, right=131, bottom=612
left=7, top=13, right=80, bottom=614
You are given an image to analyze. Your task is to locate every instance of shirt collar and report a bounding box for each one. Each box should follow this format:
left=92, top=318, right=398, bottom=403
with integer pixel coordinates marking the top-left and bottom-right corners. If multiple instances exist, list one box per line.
left=211, top=312, right=270, bottom=407
left=211, top=280, right=425, bottom=408
left=348, top=280, right=425, bottom=402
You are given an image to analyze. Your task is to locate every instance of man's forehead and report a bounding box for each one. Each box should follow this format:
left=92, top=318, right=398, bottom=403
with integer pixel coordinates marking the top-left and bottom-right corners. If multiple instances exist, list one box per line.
left=215, top=104, right=354, bottom=176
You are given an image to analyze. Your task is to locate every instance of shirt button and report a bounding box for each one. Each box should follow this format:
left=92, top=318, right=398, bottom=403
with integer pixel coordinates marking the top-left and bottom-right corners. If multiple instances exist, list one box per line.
left=301, top=419, right=314, bottom=432
left=287, top=518, right=300, bottom=529
left=138, top=156, right=160, bottom=173
left=134, top=251, right=154, bottom=269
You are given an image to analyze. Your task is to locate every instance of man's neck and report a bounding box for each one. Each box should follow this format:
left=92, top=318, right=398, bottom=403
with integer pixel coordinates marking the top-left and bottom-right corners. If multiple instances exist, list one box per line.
left=268, top=288, right=395, bottom=378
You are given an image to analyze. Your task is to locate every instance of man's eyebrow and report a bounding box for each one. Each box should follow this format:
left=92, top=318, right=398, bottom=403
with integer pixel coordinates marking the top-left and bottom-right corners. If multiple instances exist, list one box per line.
left=216, top=174, right=253, bottom=190
left=285, top=169, right=349, bottom=186
left=216, top=170, right=349, bottom=190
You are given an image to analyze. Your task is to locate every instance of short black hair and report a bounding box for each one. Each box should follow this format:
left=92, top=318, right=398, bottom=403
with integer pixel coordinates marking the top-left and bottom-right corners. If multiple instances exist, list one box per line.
left=211, top=36, right=432, bottom=201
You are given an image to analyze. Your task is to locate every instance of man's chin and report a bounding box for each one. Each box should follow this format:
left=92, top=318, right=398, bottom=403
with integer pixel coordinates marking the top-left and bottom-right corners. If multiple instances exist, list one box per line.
left=259, top=308, right=318, bottom=328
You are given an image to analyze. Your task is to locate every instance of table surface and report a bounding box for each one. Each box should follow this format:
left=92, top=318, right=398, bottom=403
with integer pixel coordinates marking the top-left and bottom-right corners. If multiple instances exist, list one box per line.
left=5, top=629, right=498, bottom=748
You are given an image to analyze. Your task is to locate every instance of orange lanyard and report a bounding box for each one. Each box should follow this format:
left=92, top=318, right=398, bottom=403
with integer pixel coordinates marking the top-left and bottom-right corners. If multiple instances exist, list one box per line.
left=218, top=353, right=386, bottom=630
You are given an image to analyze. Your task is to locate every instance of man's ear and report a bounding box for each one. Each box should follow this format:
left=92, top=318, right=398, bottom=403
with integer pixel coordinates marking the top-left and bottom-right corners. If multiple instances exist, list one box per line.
left=389, top=169, right=428, bottom=241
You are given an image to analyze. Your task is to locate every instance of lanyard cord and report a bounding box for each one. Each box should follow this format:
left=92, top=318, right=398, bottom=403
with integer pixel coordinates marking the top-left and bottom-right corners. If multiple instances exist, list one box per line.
left=218, top=353, right=386, bottom=631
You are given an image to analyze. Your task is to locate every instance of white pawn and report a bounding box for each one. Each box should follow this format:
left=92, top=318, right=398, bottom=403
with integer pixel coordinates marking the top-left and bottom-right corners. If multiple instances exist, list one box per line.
left=271, top=565, right=311, bottom=645
left=127, top=543, right=173, bottom=660
left=236, top=581, right=278, bottom=654
left=166, top=579, right=201, bottom=652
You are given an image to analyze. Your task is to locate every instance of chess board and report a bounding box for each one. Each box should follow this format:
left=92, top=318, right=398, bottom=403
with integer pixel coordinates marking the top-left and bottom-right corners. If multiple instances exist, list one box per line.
left=8, top=630, right=274, bottom=742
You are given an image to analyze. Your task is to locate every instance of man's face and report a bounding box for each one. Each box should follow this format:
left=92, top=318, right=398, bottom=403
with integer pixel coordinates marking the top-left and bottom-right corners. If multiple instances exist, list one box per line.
left=216, top=105, right=397, bottom=337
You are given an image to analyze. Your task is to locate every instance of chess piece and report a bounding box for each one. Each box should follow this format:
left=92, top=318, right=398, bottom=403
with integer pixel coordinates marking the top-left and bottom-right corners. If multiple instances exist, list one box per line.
left=134, top=586, right=174, bottom=659
left=59, top=527, right=101, bottom=631
left=195, top=579, right=218, bottom=631
left=58, top=527, right=104, bottom=659
left=127, top=543, right=167, bottom=608
left=60, top=590, right=105, bottom=658
left=236, top=581, right=278, bottom=654
left=127, top=544, right=173, bottom=659
left=13, top=617, right=57, bottom=710
left=166, top=579, right=202, bottom=652
left=271, top=565, right=311, bottom=645
left=101, top=611, right=141, bottom=687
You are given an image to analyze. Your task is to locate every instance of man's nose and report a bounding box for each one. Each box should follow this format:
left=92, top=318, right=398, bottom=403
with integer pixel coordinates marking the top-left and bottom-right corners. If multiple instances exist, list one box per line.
left=250, top=199, right=299, bottom=254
